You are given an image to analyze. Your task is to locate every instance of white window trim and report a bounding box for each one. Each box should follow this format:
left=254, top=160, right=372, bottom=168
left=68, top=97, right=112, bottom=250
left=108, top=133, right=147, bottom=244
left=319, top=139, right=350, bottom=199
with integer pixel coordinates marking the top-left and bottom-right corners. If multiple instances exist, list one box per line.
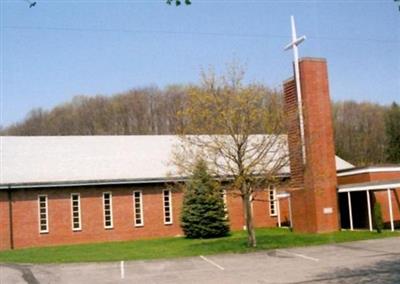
left=222, top=189, right=228, bottom=209
left=103, top=192, right=114, bottom=229
left=38, top=194, right=49, bottom=234
left=338, top=182, right=400, bottom=193
left=163, top=189, right=173, bottom=225
left=133, top=190, right=144, bottom=227
left=221, top=189, right=227, bottom=206
left=70, top=193, right=82, bottom=231
left=221, top=189, right=228, bottom=219
left=337, top=167, right=400, bottom=177
left=269, top=186, right=278, bottom=217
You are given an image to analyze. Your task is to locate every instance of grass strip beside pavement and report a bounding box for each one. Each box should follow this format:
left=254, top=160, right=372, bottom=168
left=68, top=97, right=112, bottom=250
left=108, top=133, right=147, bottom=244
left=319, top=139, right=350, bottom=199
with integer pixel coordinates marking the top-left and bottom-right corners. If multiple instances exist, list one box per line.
left=0, top=228, right=398, bottom=264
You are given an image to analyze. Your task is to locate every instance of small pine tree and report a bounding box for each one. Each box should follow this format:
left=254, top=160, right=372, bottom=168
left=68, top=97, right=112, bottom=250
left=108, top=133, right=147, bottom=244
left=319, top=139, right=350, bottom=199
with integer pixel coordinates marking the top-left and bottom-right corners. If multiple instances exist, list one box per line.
left=181, top=160, right=230, bottom=238
left=373, top=202, right=384, bottom=233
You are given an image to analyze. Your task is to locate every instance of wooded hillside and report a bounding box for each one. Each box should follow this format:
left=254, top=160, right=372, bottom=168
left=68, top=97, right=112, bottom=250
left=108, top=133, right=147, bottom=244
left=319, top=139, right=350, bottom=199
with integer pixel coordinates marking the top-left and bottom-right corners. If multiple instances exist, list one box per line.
left=1, top=85, right=398, bottom=166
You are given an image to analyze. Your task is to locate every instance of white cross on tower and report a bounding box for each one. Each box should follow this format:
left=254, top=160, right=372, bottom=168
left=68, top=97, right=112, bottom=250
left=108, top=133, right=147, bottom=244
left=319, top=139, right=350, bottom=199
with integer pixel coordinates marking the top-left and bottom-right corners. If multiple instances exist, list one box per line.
left=284, top=15, right=307, bottom=165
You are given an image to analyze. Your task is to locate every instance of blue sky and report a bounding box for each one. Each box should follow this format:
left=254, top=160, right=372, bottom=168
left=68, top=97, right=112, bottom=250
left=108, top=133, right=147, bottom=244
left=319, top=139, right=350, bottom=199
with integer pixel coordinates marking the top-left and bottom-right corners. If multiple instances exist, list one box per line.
left=1, top=0, right=399, bottom=127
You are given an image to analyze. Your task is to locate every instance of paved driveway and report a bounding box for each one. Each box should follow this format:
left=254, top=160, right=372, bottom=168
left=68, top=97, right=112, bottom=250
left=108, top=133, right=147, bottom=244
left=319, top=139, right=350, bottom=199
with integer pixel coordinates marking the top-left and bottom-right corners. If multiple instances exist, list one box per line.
left=1, top=237, right=399, bottom=284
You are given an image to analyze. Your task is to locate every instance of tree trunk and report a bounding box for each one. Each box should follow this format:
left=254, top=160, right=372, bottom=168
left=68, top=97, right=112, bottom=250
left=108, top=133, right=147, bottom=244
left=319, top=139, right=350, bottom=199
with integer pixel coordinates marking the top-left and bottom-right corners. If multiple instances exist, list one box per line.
left=242, top=191, right=257, bottom=247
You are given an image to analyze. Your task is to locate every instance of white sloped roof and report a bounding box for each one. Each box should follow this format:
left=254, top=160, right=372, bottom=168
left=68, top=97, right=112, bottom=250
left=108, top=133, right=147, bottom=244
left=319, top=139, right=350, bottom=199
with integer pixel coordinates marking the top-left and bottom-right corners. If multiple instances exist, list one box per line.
left=335, top=155, right=355, bottom=171
left=0, top=135, right=353, bottom=187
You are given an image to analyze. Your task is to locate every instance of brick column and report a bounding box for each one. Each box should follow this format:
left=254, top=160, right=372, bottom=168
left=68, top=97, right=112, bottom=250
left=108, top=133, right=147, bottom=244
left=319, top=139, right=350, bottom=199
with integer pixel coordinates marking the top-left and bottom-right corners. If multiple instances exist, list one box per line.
left=283, top=58, right=339, bottom=233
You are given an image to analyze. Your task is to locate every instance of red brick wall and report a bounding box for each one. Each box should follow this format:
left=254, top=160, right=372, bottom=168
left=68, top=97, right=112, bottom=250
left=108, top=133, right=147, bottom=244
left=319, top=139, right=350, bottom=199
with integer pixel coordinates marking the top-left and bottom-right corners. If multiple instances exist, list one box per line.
left=0, top=184, right=288, bottom=250
left=283, top=58, right=339, bottom=233
left=10, top=185, right=186, bottom=249
left=338, top=171, right=400, bottom=185
left=300, top=58, right=339, bottom=233
left=369, top=172, right=400, bottom=181
left=283, top=78, right=304, bottom=190
left=338, top=173, right=371, bottom=185
left=374, top=189, right=400, bottom=224
left=226, top=190, right=245, bottom=230
left=226, top=189, right=289, bottom=230
left=283, top=77, right=310, bottom=232
left=0, top=191, right=12, bottom=250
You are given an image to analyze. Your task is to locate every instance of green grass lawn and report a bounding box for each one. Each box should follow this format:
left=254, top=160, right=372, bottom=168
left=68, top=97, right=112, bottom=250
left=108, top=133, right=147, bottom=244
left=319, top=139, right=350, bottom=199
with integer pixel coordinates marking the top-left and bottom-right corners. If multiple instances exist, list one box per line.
left=0, top=228, right=398, bottom=264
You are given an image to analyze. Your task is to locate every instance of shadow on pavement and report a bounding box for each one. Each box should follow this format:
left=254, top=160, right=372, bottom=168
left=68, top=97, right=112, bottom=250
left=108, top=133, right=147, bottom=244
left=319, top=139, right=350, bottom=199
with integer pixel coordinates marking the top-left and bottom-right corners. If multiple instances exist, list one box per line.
left=296, top=257, right=400, bottom=284
left=1, top=264, right=39, bottom=284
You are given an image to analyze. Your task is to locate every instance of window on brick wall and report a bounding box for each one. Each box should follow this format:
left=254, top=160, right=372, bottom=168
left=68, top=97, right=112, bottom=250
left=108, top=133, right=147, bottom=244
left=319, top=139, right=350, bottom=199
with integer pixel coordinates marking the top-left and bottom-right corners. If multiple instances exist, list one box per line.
left=269, top=186, right=278, bottom=217
left=163, top=189, right=173, bottom=224
left=220, top=189, right=228, bottom=217
left=71, top=193, right=82, bottom=231
left=38, top=194, right=49, bottom=233
left=133, top=190, right=144, bottom=227
left=220, top=189, right=227, bottom=206
left=103, top=192, right=113, bottom=229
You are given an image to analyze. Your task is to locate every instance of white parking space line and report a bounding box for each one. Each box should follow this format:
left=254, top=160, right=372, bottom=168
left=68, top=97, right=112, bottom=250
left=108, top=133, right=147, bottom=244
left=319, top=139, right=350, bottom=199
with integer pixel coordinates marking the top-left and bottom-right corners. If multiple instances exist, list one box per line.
left=199, top=255, right=225, bottom=270
left=279, top=250, right=319, bottom=262
left=120, top=261, right=125, bottom=279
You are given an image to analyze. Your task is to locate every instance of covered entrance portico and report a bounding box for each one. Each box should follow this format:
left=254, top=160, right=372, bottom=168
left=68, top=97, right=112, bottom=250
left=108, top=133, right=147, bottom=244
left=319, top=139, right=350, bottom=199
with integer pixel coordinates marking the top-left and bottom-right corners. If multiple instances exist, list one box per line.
left=338, top=180, right=400, bottom=232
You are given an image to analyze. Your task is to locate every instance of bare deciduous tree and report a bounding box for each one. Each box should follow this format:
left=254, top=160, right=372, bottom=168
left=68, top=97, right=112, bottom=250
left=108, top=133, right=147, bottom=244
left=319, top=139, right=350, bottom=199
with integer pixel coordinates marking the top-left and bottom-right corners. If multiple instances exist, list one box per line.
left=333, top=101, right=387, bottom=165
left=173, top=66, right=288, bottom=247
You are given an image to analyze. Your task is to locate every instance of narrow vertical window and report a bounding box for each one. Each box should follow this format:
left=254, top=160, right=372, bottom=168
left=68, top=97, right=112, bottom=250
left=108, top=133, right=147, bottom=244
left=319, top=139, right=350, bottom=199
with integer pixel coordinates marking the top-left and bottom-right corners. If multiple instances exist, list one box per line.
left=220, top=189, right=228, bottom=217
left=133, top=190, right=144, bottom=227
left=269, top=186, right=277, bottom=216
left=220, top=189, right=227, bottom=206
left=71, top=193, right=82, bottom=231
left=163, top=189, right=173, bottom=224
left=103, top=192, right=113, bottom=229
left=38, top=195, right=48, bottom=233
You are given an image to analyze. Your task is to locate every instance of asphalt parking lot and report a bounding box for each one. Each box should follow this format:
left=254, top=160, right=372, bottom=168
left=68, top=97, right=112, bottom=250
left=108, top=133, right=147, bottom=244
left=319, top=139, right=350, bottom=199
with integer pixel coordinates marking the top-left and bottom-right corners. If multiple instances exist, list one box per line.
left=1, top=237, right=399, bottom=284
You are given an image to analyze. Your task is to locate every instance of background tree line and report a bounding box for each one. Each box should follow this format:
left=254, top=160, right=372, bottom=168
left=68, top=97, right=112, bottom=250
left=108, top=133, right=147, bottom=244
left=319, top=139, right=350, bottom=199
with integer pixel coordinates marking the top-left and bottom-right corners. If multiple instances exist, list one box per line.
left=1, top=85, right=399, bottom=166
left=1, top=84, right=282, bottom=136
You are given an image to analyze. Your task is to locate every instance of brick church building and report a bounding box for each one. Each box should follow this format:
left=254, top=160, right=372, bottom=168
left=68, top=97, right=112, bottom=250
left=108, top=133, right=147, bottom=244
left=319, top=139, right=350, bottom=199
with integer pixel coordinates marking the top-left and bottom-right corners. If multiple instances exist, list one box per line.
left=1, top=58, right=399, bottom=250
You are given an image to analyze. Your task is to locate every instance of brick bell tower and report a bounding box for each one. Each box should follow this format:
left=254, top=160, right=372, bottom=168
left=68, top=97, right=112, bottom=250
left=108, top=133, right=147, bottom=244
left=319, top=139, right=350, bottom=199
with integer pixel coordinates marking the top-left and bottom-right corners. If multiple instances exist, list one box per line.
left=283, top=57, right=339, bottom=233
